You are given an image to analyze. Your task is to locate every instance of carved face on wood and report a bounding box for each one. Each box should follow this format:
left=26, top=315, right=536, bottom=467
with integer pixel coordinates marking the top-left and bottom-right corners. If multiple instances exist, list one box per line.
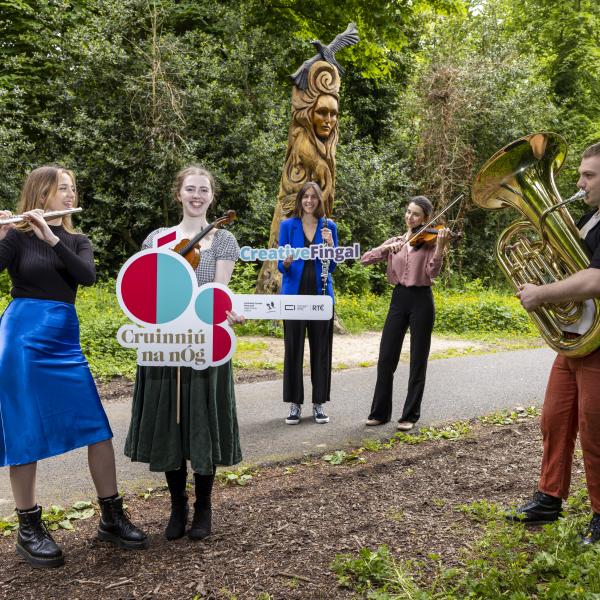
left=312, top=94, right=338, bottom=140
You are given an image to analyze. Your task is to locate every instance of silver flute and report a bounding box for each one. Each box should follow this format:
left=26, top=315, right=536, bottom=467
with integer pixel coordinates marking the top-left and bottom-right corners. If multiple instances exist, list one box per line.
left=0, top=207, right=82, bottom=225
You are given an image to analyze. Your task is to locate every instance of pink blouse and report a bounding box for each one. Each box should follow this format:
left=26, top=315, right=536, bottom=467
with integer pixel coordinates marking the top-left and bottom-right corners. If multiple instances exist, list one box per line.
left=360, top=237, right=443, bottom=287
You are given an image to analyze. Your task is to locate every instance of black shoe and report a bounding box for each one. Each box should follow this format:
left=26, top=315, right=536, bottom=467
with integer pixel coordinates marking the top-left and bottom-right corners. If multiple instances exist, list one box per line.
left=188, top=506, right=212, bottom=540
left=506, top=491, right=562, bottom=525
left=97, top=496, right=149, bottom=550
left=165, top=498, right=189, bottom=541
left=15, top=506, right=64, bottom=568
left=580, top=513, right=600, bottom=547
left=313, top=403, right=329, bottom=424
left=285, top=403, right=301, bottom=425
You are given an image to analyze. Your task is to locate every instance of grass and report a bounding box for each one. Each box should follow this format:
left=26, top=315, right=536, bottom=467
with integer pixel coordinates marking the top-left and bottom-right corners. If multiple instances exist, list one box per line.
left=332, top=489, right=600, bottom=599
left=0, top=280, right=539, bottom=381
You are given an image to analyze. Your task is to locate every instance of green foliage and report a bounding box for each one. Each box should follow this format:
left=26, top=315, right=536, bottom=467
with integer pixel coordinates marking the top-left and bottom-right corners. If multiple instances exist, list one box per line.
left=216, top=467, right=255, bottom=487
left=322, top=449, right=366, bottom=465
left=0, top=500, right=96, bottom=536
left=333, top=488, right=600, bottom=599
left=478, top=406, right=540, bottom=426
left=77, top=283, right=137, bottom=380
left=0, top=280, right=537, bottom=381
left=433, top=280, right=537, bottom=335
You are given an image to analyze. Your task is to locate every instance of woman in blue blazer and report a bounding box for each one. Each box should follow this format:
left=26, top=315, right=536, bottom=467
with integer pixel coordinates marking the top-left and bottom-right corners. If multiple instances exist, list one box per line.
left=277, top=181, right=338, bottom=425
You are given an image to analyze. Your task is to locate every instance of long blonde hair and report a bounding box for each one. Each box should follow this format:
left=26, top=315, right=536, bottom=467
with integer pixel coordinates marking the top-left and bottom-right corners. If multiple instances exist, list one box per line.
left=16, top=165, right=78, bottom=233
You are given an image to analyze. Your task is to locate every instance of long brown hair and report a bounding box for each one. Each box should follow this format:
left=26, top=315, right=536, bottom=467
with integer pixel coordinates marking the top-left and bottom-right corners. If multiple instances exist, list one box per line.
left=16, top=165, right=78, bottom=233
left=292, top=181, right=325, bottom=218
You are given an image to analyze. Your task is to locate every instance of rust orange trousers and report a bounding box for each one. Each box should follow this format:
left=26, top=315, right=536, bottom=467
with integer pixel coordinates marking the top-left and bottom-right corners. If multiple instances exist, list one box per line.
left=538, top=349, right=600, bottom=513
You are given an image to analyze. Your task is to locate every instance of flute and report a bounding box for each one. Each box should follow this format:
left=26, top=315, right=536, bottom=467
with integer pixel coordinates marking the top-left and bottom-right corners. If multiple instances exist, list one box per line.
left=0, top=207, right=82, bottom=225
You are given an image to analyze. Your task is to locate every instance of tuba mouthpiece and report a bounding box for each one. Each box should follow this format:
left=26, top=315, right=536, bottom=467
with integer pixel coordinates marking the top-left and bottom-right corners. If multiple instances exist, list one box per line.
left=565, top=189, right=586, bottom=203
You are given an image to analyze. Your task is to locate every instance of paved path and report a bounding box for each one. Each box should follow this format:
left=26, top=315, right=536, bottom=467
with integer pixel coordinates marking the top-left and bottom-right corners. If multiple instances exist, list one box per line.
left=0, top=348, right=555, bottom=510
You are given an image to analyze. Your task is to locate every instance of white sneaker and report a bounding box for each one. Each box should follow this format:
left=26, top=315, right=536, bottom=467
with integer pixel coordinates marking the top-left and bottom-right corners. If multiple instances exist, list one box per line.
left=285, top=403, right=302, bottom=425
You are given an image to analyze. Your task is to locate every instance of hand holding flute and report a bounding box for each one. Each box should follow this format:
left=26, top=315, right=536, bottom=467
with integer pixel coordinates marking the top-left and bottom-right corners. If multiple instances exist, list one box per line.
left=0, top=210, right=13, bottom=241
left=0, top=207, right=82, bottom=244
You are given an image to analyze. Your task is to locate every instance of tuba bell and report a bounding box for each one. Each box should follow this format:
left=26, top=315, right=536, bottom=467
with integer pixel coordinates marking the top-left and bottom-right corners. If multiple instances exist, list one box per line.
left=471, top=132, right=600, bottom=357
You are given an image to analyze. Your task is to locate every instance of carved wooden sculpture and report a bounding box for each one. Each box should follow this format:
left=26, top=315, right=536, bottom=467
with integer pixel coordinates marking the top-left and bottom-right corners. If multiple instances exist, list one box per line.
left=256, top=23, right=359, bottom=293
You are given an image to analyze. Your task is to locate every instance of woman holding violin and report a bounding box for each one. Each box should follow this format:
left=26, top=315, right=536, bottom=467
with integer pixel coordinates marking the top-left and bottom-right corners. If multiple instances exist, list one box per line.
left=125, top=165, right=243, bottom=542
left=0, top=166, right=147, bottom=568
left=361, top=196, right=450, bottom=430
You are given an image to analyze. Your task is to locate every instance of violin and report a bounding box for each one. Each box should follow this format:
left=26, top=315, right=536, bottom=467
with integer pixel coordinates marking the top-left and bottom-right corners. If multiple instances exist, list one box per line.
left=405, top=193, right=465, bottom=247
left=408, top=224, right=461, bottom=247
left=173, top=210, right=236, bottom=269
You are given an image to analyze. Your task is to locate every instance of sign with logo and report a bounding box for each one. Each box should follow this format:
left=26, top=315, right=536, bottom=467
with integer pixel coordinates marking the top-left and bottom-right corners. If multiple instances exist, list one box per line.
left=115, top=228, right=332, bottom=370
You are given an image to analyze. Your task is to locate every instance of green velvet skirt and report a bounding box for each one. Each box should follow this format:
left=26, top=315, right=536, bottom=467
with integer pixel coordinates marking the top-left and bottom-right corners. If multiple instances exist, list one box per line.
left=124, top=362, right=242, bottom=474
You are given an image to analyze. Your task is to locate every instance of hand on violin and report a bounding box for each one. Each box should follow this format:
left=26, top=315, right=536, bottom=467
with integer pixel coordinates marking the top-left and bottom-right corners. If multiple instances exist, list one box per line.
left=321, top=227, right=333, bottom=247
left=517, top=283, right=542, bottom=311
left=226, top=310, right=246, bottom=326
left=283, top=254, right=294, bottom=269
left=22, top=210, right=60, bottom=246
left=383, top=236, right=406, bottom=254
left=434, top=227, right=451, bottom=256
left=0, top=210, right=14, bottom=240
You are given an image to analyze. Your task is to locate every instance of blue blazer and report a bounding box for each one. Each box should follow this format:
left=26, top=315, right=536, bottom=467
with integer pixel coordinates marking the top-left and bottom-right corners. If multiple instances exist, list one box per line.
left=277, top=217, right=339, bottom=299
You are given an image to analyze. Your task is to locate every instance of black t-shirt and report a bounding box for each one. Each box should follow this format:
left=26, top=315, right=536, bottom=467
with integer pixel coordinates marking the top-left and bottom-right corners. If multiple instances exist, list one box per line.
left=0, top=226, right=96, bottom=304
left=578, top=211, right=600, bottom=269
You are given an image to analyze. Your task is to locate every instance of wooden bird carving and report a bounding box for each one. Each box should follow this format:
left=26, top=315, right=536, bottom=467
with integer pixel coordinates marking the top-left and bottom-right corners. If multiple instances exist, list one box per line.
left=291, top=22, right=360, bottom=90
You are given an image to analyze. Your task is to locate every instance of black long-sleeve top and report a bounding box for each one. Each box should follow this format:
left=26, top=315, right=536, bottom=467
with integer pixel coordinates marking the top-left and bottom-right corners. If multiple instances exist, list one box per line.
left=0, top=226, right=96, bottom=304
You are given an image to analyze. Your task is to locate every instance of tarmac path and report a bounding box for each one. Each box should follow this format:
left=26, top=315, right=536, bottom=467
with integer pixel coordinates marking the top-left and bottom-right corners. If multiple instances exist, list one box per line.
left=0, top=347, right=555, bottom=510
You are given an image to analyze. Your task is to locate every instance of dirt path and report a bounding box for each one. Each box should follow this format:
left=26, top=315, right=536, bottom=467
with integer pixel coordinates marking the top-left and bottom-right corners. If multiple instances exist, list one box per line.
left=0, top=415, right=576, bottom=600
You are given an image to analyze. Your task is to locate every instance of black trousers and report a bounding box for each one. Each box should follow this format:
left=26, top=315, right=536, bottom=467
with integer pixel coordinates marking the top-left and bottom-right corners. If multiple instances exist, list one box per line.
left=368, top=285, right=435, bottom=423
left=283, top=316, right=333, bottom=405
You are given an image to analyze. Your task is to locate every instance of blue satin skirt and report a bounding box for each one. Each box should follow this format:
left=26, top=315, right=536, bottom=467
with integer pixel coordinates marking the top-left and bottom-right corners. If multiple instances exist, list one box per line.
left=0, top=298, right=113, bottom=466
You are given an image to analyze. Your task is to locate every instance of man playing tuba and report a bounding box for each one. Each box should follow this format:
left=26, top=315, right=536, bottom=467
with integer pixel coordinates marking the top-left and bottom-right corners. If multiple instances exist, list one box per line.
left=509, top=142, right=600, bottom=545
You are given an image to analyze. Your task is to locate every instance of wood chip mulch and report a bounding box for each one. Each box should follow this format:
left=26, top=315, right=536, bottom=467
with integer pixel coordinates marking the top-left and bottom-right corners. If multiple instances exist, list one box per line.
left=0, top=418, right=586, bottom=600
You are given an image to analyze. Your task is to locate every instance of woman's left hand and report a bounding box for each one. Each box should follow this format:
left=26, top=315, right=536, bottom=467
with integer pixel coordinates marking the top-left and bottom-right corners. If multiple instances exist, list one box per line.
left=321, top=227, right=333, bottom=246
left=434, top=227, right=450, bottom=255
left=22, top=210, right=60, bottom=246
left=226, top=310, right=246, bottom=326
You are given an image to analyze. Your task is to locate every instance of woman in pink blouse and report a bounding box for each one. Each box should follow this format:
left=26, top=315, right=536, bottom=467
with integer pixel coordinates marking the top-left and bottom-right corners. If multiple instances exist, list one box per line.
left=361, top=196, right=450, bottom=431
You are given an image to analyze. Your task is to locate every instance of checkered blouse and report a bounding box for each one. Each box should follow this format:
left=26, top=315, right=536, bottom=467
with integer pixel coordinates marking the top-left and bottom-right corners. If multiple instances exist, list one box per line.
left=142, top=227, right=240, bottom=286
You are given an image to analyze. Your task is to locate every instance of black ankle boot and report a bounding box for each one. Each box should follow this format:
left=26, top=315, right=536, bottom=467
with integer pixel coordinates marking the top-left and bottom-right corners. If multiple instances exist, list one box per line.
left=97, top=496, right=149, bottom=549
left=189, top=472, right=214, bottom=540
left=16, top=506, right=64, bottom=568
left=165, top=467, right=189, bottom=540
left=506, top=491, right=563, bottom=525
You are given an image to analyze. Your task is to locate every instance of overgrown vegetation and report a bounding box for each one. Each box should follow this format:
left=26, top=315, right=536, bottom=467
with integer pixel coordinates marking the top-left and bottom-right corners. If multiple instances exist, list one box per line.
left=1, top=0, right=598, bottom=286
left=332, top=489, right=600, bottom=599
left=0, top=280, right=538, bottom=380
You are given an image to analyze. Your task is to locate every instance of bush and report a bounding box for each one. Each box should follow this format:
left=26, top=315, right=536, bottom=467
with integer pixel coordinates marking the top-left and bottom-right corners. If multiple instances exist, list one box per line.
left=0, top=280, right=537, bottom=381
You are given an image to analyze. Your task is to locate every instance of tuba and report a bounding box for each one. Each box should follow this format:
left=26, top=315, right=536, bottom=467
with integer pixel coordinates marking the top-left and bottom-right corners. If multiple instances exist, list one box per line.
left=471, top=132, right=600, bottom=357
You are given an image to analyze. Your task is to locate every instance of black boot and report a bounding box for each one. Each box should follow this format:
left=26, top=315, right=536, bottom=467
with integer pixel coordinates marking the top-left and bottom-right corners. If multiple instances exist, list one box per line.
left=16, top=506, right=64, bottom=568
left=97, top=495, right=149, bottom=549
left=164, top=466, right=189, bottom=540
left=506, top=491, right=563, bottom=525
left=189, top=472, right=214, bottom=540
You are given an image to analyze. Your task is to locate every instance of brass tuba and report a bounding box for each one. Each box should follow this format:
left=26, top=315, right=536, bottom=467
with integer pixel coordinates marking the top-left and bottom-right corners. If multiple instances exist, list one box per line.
left=471, top=132, right=600, bottom=357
